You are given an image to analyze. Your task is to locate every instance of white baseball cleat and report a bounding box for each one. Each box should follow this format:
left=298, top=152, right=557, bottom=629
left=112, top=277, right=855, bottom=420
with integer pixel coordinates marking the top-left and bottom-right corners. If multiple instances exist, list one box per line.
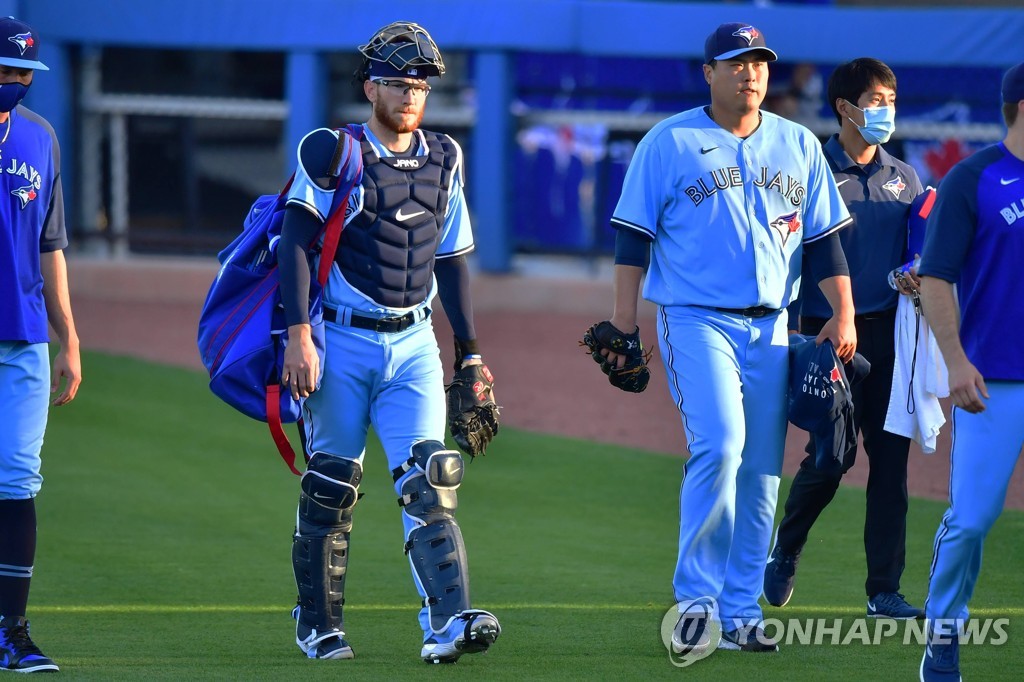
left=421, top=610, right=501, bottom=664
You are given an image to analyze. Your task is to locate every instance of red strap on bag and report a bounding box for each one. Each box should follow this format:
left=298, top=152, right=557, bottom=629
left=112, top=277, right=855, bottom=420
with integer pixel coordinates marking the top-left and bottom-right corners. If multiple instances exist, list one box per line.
left=268, top=127, right=363, bottom=474
left=266, top=385, right=302, bottom=476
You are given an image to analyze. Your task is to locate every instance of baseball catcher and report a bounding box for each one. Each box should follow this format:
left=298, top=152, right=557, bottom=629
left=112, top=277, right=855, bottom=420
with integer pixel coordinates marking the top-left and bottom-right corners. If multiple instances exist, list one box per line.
left=581, top=320, right=652, bottom=393
left=446, top=359, right=500, bottom=458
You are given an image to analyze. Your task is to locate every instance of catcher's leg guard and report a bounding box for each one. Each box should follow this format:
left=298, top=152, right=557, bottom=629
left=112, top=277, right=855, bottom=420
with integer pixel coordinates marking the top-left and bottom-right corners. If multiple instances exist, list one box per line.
left=392, top=439, right=465, bottom=489
left=292, top=452, right=361, bottom=659
left=397, top=441, right=472, bottom=633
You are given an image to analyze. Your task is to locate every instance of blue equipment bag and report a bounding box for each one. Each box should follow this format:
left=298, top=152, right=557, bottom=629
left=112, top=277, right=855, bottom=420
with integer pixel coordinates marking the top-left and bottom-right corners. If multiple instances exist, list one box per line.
left=197, top=126, right=363, bottom=474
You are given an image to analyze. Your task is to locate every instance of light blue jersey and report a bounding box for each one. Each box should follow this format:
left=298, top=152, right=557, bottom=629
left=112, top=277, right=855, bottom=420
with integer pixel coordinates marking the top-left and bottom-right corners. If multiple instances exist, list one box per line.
left=612, top=107, right=851, bottom=310
left=610, top=106, right=852, bottom=628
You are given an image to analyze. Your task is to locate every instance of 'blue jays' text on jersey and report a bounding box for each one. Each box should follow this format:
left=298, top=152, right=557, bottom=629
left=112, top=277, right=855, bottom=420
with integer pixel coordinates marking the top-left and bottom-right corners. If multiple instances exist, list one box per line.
left=611, top=108, right=851, bottom=310
left=285, top=126, right=474, bottom=314
left=919, top=142, right=1024, bottom=380
left=797, top=135, right=924, bottom=319
left=0, top=106, right=67, bottom=343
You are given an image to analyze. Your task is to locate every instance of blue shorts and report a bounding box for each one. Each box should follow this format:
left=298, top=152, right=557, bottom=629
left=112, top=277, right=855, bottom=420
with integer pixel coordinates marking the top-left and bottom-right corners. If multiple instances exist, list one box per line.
left=0, top=341, right=50, bottom=499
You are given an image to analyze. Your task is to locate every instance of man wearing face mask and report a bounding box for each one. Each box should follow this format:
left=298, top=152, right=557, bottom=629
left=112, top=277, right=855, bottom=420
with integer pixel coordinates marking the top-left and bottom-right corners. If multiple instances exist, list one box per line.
left=764, top=58, right=926, bottom=619
left=0, top=15, right=81, bottom=673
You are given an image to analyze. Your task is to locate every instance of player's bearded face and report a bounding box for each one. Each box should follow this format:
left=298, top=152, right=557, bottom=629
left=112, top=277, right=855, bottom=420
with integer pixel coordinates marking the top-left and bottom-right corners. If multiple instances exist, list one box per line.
left=372, top=84, right=426, bottom=134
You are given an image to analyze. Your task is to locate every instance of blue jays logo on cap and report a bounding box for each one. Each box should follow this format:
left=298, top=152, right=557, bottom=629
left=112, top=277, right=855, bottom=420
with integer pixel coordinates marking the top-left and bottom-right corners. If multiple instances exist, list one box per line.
left=8, top=32, right=33, bottom=55
left=883, top=176, right=906, bottom=199
left=704, top=22, right=779, bottom=64
left=770, top=210, right=802, bottom=246
left=732, top=26, right=759, bottom=46
left=0, top=17, right=48, bottom=71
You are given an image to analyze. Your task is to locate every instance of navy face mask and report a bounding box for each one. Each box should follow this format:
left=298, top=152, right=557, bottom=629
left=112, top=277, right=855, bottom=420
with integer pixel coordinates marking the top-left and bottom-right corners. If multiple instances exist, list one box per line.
left=0, top=82, right=30, bottom=113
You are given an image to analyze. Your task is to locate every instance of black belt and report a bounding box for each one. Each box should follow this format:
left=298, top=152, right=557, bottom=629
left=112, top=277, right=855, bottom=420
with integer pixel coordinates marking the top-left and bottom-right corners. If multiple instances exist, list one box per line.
left=705, top=305, right=780, bottom=318
left=323, top=306, right=427, bottom=333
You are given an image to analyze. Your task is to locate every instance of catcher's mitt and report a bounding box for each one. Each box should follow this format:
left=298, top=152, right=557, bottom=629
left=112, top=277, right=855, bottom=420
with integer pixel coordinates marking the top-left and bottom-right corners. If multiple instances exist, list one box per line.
left=446, top=363, right=500, bottom=459
left=581, top=321, right=652, bottom=393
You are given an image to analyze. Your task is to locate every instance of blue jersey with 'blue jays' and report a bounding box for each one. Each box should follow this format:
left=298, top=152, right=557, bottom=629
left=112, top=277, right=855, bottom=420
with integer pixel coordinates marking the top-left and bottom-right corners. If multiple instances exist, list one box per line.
left=0, top=106, right=66, bottom=343
left=612, top=108, right=851, bottom=310
left=919, top=142, right=1024, bottom=380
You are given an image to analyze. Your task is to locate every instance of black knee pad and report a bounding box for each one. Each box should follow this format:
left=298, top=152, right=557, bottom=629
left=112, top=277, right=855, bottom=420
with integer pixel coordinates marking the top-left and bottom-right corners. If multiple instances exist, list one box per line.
left=298, top=453, right=362, bottom=533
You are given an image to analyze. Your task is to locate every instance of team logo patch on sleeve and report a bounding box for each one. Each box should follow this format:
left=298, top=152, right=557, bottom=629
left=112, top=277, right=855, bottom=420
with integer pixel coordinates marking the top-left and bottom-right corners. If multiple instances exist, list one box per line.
left=11, top=184, right=37, bottom=208
left=882, top=175, right=906, bottom=199
left=769, top=210, right=802, bottom=246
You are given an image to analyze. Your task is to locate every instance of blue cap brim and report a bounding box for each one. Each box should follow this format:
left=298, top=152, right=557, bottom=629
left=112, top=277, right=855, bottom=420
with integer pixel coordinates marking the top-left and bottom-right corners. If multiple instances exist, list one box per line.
left=712, top=47, right=778, bottom=63
left=0, top=56, right=47, bottom=71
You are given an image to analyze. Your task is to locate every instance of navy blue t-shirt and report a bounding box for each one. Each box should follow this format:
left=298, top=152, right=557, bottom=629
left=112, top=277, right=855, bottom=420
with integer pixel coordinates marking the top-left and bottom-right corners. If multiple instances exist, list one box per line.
left=798, top=135, right=923, bottom=319
left=919, top=142, right=1024, bottom=380
left=0, top=106, right=66, bottom=343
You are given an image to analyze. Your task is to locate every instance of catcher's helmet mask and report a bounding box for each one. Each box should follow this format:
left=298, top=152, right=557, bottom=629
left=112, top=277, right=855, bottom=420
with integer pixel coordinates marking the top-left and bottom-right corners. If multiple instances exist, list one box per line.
left=357, top=21, right=445, bottom=81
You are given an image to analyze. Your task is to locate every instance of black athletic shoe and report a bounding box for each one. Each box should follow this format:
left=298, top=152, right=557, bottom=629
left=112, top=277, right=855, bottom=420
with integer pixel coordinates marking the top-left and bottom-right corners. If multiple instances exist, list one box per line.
left=763, top=544, right=801, bottom=607
left=0, top=617, right=59, bottom=673
left=719, top=625, right=779, bottom=653
left=868, top=592, right=925, bottom=620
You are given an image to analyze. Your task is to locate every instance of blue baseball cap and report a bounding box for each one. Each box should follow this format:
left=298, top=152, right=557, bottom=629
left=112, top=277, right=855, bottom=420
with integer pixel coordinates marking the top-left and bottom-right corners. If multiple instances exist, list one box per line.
left=788, top=335, right=870, bottom=474
left=0, top=17, right=48, bottom=71
left=704, top=23, right=778, bottom=64
left=1002, top=62, right=1024, bottom=103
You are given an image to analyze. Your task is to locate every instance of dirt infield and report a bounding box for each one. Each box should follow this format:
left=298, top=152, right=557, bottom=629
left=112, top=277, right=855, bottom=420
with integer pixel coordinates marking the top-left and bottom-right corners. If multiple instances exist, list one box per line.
left=67, top=256, right=1024, bottom=509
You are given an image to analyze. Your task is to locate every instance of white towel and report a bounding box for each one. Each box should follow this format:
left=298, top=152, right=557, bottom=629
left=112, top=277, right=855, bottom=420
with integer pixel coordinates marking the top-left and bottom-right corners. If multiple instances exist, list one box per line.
left=884, top=294, right=949, bottom=453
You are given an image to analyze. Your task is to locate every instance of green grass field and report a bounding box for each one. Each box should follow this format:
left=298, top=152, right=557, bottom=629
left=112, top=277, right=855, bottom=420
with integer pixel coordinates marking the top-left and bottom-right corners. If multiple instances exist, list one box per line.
left=28, top=351, right=1024, bottom=679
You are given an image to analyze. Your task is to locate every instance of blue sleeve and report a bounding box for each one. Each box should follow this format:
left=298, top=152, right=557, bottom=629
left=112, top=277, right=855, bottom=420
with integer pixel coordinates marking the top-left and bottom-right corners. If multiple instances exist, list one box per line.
left=40, top=125, right=67, bottom=252
left=613, top=224, right=651, bottom=267
left=436, top=136, right=475, bottom=258
left=918, top=164, right=977, bottom=283
left=804, top=230, right=849, bottom=282
left=801, top=135, right=853, bottom=243
left=609, top=139, right=663, bottom=240
left=435, top=255, right=476, bottom=345
left=279, top=205, right=321, bottom=326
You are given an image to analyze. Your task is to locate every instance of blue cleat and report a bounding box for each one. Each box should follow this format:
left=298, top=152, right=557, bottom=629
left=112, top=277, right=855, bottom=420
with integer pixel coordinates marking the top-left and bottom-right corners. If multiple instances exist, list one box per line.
left=920, top=629, right=961, bottom=682
left=0, top=617, right=59, bottom=673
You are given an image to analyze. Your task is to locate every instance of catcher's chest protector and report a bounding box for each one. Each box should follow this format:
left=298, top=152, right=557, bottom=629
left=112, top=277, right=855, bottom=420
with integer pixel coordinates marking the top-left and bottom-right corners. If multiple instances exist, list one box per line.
left=338, top=130, right=457, bottom=309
